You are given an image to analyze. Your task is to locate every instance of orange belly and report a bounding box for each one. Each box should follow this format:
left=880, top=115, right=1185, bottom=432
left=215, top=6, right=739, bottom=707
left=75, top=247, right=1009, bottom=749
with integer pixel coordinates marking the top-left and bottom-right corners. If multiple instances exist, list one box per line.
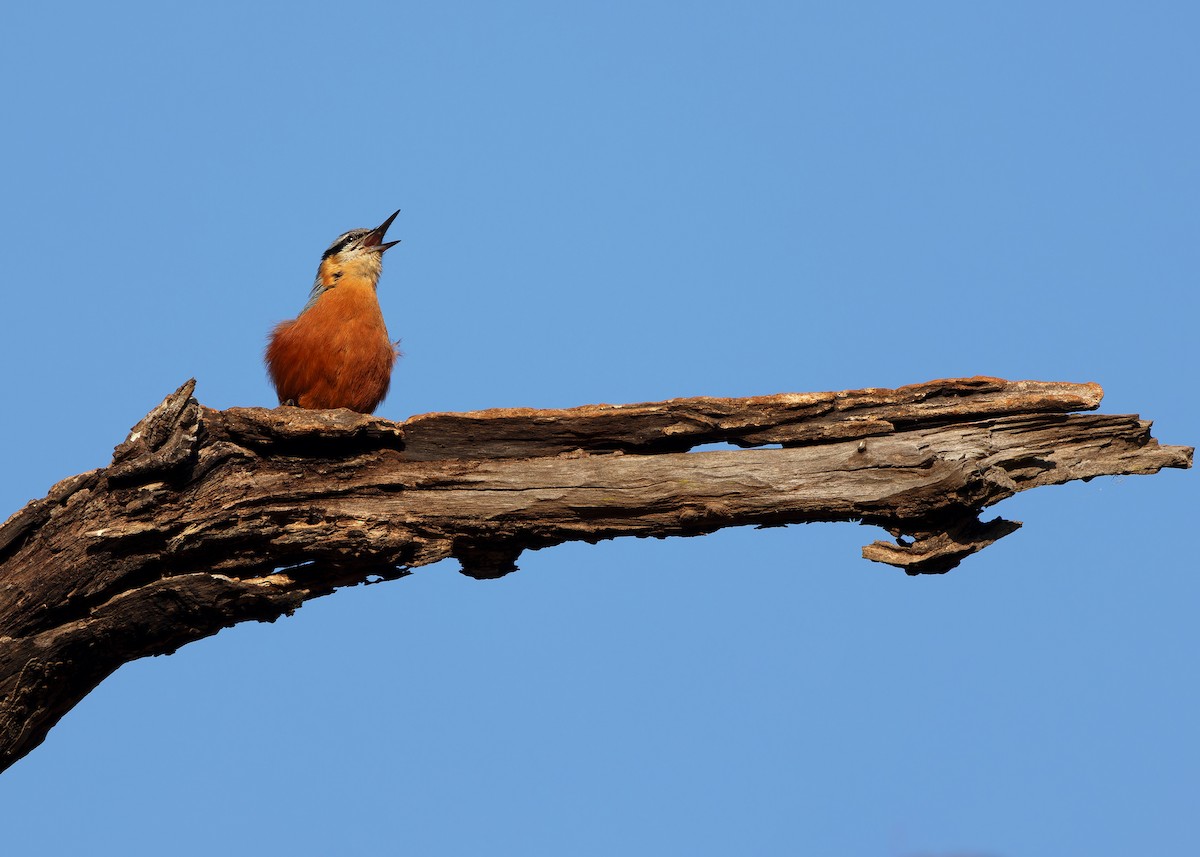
left=266, top=285, right=398, bottom=414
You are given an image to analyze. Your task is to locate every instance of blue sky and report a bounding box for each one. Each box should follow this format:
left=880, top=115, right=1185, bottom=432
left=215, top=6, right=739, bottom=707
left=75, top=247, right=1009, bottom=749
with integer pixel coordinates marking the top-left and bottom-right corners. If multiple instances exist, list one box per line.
left=1, top=2, right=1196, bottom=855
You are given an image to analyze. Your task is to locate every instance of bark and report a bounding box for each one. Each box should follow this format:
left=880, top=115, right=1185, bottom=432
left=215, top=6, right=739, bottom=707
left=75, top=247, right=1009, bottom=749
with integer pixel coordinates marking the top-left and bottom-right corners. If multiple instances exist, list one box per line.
left=0, top=377, right=1191, bottom=773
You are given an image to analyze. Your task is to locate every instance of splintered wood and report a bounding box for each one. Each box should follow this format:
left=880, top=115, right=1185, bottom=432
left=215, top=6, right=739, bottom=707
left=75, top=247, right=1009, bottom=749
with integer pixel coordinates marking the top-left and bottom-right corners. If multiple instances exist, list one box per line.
left=0, top=376, right=1190, bottom=773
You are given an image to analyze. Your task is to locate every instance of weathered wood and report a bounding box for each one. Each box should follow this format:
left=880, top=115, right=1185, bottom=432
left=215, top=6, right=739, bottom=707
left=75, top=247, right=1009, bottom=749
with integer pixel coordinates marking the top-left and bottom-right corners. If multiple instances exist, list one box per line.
left=212, top=376, right=1106, bottom=460
left=0, top=377, right=1190, bottom=773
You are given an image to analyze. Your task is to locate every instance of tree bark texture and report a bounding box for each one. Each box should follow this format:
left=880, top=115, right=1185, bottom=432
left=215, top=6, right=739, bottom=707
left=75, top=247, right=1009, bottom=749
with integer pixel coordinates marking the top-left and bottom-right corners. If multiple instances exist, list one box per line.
left=0, top=377, right=1191, bottom=773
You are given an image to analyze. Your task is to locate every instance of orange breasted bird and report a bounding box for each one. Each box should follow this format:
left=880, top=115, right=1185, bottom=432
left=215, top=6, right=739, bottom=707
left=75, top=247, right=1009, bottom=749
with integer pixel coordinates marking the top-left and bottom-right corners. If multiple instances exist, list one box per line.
left=266, top=210, right=401, bottom=414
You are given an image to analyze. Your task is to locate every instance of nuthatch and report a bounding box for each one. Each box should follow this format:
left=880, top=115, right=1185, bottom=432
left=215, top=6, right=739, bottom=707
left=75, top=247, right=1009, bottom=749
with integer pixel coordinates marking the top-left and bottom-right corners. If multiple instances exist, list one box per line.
left=266, top=210, right=400, bottom=413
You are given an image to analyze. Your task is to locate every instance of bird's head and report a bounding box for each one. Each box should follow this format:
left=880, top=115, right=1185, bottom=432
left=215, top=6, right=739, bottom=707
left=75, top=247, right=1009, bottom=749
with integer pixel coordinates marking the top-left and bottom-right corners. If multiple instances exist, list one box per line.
left=316, top=209, right=401, bottom=288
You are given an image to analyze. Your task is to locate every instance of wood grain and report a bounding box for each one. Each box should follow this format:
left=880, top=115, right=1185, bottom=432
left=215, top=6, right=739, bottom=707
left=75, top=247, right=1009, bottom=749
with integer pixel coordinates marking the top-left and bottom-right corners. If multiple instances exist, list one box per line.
left=0, top=377, right=1189, bottom=773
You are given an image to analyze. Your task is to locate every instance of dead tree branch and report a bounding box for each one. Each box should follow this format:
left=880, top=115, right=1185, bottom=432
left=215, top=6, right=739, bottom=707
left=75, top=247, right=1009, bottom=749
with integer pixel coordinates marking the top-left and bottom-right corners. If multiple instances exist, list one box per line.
left=0, top=377, right=1190, bottom=772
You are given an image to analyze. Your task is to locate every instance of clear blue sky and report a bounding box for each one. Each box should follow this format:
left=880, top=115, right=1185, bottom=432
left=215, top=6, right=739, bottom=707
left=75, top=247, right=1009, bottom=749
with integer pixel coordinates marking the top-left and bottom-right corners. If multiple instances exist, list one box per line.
left=1, top=3, right=1196, bottom=855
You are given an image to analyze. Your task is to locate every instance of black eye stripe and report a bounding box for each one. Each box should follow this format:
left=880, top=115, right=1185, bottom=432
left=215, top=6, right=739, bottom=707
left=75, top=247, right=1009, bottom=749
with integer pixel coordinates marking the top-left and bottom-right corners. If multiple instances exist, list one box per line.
left=321, top=237, right=353, bottom=260
left=320, top=229, right=369, bottom=260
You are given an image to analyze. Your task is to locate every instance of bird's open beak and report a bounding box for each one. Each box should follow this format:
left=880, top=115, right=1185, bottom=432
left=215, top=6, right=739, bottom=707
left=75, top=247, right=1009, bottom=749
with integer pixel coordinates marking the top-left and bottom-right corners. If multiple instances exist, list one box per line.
left=362, top=209, right=401, bottom=253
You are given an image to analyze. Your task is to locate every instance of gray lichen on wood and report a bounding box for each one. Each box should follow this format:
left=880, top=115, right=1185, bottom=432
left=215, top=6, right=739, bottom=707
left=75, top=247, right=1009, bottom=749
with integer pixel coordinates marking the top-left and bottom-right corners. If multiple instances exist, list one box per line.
left=0, top=377, right=1191, bottom=774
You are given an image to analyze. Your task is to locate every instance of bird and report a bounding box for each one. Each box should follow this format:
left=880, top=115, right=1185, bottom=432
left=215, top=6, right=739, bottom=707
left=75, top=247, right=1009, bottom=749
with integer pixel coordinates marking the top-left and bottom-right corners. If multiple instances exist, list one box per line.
left=266, top=210, right=401, bottom=414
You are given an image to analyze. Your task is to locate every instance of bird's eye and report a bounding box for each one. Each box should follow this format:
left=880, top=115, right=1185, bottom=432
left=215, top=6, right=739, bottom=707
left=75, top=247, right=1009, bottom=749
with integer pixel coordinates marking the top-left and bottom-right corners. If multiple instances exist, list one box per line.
left=321, top=230, right=371, bottom=260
